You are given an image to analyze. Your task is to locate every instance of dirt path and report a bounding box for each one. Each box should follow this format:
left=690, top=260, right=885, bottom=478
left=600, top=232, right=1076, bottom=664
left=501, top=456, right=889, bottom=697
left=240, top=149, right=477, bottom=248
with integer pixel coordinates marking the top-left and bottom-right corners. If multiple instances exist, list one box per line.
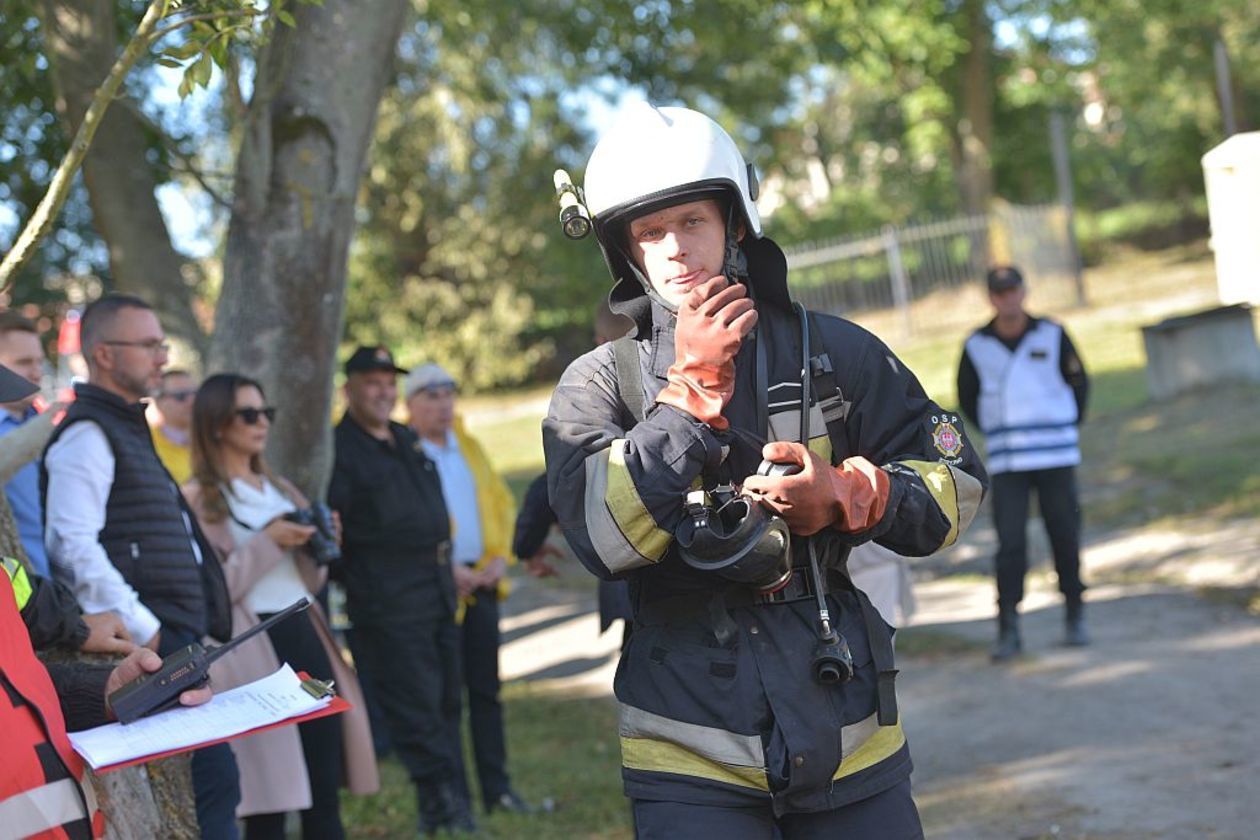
left=499, top=514, right=1260, bottom=839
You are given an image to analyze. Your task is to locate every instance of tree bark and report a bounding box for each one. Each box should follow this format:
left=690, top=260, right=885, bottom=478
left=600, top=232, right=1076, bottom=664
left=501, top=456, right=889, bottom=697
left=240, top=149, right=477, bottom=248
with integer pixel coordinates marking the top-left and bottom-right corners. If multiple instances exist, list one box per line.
left=953, top=0, right=994, bottom=218
left=212, top=0, right=408, bottom=497
left=41, top=0, right=208, bottom=360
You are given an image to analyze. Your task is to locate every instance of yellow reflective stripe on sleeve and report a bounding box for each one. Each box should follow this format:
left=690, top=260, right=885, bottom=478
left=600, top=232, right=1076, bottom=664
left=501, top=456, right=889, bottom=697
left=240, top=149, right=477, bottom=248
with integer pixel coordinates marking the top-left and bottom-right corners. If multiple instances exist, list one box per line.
left=604, top=439, right=672, bottom=562
left=582, top=443, right=671, bottom=573
left=951, top=466, right=983, bottom=538
left=1, top=555, right=33, bottom=611
left=896, top=460, right=984, bottom=550
left=621, top=736, right=770, bottom=792
left=833, top=715, right=907, bottom=782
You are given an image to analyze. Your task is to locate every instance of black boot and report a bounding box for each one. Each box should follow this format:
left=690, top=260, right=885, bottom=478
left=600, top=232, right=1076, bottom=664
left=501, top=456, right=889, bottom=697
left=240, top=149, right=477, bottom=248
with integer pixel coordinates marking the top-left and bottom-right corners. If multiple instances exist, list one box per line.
left=417, top=782, right=478, bottom=837
left=1064, top=599, right=1089, bottom=647
left=991, top=606, right=1022, bottom=662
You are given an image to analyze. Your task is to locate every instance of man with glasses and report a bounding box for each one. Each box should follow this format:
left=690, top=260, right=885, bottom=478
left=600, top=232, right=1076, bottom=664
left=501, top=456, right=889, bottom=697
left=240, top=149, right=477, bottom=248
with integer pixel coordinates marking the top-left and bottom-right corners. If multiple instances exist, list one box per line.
left=40, top=293, right=238, bottom=839
left=150, top=368, right=199, bottom=484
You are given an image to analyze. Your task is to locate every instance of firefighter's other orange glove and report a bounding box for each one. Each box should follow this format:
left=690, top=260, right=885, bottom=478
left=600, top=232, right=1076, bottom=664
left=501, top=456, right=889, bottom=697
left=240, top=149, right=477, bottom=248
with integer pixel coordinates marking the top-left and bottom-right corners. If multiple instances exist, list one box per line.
left=655, top=276, right=757, bottom=431
left=742, top=441, right=890, bottom=536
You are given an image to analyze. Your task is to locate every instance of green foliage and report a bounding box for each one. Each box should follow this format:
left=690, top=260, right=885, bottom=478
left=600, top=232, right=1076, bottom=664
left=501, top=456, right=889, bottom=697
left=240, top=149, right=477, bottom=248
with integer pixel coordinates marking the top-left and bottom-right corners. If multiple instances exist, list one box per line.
left=3, top=0, right=1257, bottom=381
left=0, top=0, right=107, bottom=305
left=152, top=0, right=322, bottom=98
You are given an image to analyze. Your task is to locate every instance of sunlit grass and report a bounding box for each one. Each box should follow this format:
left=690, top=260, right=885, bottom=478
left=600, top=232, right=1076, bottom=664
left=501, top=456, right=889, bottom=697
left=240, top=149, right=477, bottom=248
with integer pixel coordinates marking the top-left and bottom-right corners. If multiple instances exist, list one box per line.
left=343, top=683, right=631, bottom=839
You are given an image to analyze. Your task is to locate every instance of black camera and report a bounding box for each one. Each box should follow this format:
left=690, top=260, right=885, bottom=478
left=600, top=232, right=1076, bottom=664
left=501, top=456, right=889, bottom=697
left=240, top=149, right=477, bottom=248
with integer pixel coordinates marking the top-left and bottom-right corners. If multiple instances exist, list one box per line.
left=284, top=502, right=341, bottom=566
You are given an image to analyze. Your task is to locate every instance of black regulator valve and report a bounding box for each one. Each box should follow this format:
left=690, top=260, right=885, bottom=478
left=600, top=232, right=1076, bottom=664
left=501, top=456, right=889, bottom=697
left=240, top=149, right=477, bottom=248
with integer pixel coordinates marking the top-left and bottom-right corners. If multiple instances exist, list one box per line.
left=812, top=631, right=855, bottom=685
left=553, top=169, right=592, bottom=240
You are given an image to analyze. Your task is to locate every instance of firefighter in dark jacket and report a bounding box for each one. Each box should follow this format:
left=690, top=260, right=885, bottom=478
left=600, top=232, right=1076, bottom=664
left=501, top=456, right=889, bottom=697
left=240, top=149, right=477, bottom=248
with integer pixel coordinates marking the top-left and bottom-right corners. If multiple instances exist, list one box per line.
left=543, top=104, right=988, bottom=837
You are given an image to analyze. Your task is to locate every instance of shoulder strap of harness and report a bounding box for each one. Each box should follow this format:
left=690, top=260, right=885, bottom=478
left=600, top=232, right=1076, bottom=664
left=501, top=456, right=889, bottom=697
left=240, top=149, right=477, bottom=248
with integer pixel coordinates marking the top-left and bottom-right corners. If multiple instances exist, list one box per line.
left=798, top=305, right=898, bottom=726
left=804, top=311, right=852, bottom=462
left=612, top=336, right=647, bottom=426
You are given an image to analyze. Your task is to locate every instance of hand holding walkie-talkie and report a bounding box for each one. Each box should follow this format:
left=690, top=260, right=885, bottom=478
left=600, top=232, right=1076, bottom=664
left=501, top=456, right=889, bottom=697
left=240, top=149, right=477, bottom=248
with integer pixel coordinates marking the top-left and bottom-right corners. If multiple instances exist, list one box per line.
left=108, top=597, right=311, bottom=724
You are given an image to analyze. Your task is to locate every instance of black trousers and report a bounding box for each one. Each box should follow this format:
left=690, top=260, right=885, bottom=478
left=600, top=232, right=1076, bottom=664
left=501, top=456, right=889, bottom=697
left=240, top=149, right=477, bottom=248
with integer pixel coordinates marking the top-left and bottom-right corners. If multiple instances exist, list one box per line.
left=460, top=587, right=511, bottom=807
left=631, top=778, right=923, bottom=839
left=349, top=578, right=464, bottom=787
left=990, top=466, right=1085, bottom=610
left=160, top=627, right=241, bottom=840
left=244, top=611, right=344, bottom=840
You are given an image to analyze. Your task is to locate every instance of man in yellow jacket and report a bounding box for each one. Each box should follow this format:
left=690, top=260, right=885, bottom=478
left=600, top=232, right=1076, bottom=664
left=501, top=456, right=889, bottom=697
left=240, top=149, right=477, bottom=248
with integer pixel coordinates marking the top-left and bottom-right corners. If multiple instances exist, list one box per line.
left=148, top=369, right=198, bottom=484
left=405, top=363, right=547, bottom=816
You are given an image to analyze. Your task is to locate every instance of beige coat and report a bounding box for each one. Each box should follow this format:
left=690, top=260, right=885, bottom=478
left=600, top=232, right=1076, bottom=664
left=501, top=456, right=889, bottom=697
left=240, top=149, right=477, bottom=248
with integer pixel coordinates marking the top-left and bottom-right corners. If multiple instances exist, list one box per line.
left=183, top=479, right=379, bottom=817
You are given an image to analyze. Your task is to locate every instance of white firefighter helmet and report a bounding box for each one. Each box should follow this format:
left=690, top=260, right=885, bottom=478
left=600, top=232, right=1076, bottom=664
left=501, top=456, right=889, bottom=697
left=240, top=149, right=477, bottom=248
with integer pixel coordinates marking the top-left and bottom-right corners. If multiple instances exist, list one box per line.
left=583, top=103, right=762, bottom=243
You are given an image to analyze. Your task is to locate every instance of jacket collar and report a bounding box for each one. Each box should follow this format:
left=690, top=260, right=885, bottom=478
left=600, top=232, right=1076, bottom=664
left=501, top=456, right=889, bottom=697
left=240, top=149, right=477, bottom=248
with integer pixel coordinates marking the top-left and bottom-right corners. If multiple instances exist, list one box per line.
left=73, top=381, right=149, bottom=422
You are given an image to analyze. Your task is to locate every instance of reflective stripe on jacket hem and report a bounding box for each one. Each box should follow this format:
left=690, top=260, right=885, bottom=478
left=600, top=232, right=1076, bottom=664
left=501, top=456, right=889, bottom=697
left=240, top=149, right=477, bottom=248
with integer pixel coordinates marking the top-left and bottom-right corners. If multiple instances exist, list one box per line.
left=832, top=714, right=907, bottom=781
left=618, top=705, right=908, bottom=794
left=0, top=776, right=94, bottom=837
left=619, top=702, right=768, bottom=791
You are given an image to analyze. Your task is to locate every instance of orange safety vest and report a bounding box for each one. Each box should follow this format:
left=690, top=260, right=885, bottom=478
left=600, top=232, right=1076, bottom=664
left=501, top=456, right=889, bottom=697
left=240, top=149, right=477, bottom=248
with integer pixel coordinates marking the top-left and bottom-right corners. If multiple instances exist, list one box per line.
left=0, top=563, right=105, bottom=839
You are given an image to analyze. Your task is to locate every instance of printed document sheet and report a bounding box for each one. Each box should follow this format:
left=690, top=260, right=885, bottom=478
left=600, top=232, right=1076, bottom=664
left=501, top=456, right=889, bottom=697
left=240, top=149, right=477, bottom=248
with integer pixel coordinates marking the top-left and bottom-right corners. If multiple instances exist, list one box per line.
left=69, top=664, right=330, bottom=769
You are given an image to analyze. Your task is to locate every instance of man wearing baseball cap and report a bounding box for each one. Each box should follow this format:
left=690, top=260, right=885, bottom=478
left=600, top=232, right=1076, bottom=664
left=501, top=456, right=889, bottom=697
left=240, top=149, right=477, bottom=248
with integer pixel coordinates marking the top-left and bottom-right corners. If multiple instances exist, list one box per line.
left=958, top=266, right=1091, bottom=661
left=329, top=345, right=476, bottom=834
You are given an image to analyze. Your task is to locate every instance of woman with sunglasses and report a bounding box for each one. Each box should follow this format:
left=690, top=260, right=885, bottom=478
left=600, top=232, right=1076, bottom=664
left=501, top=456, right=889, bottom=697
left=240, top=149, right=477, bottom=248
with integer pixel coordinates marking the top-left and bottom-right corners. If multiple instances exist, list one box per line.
left=183, top=374, right=378, bottom=839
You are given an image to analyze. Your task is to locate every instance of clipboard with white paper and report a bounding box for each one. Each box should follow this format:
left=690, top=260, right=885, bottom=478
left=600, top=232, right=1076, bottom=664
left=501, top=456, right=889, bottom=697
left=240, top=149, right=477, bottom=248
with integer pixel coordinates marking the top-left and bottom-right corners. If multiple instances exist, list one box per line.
left=69, top=664, right=346, bottom=772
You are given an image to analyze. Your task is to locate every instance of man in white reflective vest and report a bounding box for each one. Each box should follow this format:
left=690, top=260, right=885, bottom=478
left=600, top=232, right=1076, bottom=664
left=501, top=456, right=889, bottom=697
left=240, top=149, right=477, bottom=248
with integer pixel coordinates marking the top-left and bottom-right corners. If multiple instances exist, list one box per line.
left=957, top=266, right=1091, bottom=660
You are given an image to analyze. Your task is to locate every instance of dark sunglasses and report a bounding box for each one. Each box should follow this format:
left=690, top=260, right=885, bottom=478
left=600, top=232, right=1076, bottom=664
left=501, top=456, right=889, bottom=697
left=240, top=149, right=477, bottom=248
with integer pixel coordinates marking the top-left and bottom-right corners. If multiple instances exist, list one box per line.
left=159, top=389, right=196, bottom=402
left=234, top=406, right=277, bottom=425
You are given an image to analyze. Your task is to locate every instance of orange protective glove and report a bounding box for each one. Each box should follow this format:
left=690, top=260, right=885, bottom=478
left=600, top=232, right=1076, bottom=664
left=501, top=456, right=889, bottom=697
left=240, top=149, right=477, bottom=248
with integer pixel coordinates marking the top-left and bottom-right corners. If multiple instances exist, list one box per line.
left=655, top=276, right=758, bottom=431
left=742, top=441, right=890, bottom=536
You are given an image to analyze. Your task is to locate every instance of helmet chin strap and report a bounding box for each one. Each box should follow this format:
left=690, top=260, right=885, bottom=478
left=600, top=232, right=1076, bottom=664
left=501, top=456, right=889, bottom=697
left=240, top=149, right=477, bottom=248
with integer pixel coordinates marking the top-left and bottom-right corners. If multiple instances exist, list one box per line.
left=722, top=203, right=752, bottom=293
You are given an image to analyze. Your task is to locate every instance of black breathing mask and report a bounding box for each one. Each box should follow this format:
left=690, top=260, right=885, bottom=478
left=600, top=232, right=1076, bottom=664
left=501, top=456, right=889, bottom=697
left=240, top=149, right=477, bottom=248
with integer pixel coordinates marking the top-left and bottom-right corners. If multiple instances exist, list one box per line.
left=675, top=460, right=799, bottom=594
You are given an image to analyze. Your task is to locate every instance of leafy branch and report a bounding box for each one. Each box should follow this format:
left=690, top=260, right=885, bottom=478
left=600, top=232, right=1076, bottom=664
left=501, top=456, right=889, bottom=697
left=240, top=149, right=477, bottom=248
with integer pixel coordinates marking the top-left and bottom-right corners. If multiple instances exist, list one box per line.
left=0, top=0, right=319, bottom=291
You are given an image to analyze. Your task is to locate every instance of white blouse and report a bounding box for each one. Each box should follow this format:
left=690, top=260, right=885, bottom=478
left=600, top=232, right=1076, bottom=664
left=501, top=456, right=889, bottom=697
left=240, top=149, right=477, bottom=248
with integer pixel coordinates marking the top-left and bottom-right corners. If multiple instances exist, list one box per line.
left=224, top=476, right=308, bottom=614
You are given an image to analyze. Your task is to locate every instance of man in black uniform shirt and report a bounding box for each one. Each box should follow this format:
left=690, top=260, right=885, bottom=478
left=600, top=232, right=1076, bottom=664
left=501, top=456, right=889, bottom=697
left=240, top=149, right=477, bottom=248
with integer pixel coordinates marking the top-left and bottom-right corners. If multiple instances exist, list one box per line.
left=328, top=345, right=474, bottom=835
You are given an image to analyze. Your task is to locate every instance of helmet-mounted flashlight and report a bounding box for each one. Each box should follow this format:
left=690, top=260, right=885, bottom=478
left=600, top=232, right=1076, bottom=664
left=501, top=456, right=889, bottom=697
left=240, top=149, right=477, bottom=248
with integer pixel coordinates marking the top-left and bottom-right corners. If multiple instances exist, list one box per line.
left=553, top=169, right=592, bottom=240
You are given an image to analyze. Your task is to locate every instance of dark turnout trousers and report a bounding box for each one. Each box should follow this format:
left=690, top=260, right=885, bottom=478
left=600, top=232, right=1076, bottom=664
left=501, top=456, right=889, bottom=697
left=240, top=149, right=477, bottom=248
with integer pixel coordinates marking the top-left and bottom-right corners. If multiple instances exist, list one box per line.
left=632, top=778, right=924, bottom=839
left=991, top=466, right=1085, bottom=610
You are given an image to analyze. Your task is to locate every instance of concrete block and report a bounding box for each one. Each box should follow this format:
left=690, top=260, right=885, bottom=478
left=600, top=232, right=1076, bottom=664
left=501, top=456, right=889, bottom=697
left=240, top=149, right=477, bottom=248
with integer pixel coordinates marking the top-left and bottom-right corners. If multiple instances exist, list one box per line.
left=1141, top=304, right=1260, bottom=400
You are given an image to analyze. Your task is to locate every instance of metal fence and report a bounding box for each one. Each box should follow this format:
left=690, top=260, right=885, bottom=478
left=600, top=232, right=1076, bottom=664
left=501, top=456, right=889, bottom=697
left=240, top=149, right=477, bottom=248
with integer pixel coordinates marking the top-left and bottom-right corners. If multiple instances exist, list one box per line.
left=782, top=203, right=1084, bottom=339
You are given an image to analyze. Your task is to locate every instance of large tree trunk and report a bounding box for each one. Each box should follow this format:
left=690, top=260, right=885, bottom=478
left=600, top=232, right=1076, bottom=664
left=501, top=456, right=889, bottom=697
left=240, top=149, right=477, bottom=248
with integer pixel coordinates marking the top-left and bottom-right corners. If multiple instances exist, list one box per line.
left=40, top=0, right=207, bottom=359
left=212, top=0, right=408, bottom=497
left=953, top=0, right=994, bottom=218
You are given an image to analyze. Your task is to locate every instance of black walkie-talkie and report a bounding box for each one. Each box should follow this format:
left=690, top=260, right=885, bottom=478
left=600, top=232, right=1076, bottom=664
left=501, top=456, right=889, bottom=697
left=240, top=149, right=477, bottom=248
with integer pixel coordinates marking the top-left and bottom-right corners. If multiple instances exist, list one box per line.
left=108, top=597, right=311, bottom=724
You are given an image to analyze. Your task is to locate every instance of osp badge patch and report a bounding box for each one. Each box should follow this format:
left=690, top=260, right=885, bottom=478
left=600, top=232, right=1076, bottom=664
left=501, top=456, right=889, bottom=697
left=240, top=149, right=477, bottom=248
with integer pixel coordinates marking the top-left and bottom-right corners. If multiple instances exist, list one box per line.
left=931, top=415, right=965, bottom=462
